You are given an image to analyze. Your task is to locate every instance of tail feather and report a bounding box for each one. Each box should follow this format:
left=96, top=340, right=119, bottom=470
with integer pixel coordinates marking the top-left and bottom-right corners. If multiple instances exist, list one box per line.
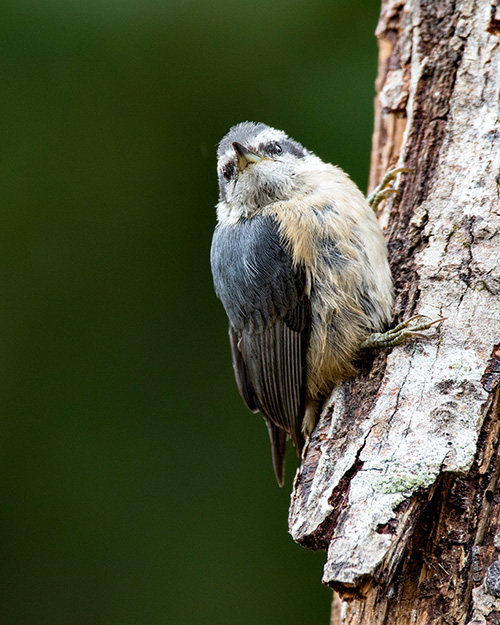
left=265, top=420, right=288, bottom=487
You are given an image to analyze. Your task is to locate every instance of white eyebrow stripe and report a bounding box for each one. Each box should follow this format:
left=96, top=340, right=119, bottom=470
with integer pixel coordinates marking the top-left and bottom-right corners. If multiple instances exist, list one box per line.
left=253, top=128, right=288, bottom=145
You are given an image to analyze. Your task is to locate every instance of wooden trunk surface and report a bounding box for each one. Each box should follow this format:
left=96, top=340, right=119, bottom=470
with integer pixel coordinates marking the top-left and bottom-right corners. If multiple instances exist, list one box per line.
left=289, top=1, right=500, bottom=622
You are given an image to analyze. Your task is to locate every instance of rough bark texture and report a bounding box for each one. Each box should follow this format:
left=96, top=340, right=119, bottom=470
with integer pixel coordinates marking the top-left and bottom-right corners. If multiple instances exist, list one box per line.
left=288, top=1, right=500, bottom=622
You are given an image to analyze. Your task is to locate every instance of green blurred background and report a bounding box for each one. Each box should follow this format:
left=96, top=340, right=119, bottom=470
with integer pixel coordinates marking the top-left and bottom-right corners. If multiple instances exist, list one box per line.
left=0, top=0, right=380, bottom=623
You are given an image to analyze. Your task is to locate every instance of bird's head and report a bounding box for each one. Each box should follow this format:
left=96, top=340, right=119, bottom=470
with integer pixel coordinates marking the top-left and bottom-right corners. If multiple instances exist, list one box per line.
left=216, top=122, right=316, bottom=221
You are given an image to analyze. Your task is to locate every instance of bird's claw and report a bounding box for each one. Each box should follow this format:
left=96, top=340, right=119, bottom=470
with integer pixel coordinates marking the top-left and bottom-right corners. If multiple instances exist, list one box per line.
left=360, top=315, right=446, bottom=350
left=367, top=167, right=412, bottom=212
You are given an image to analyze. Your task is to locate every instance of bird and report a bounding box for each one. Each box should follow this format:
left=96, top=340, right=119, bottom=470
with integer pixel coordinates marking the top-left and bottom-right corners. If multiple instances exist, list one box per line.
left=210, top=122, right=439, bottom=486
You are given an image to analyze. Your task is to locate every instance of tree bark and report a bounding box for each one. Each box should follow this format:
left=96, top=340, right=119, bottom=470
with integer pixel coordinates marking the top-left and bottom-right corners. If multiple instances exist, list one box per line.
left=289, top=1, right=500, bottom=622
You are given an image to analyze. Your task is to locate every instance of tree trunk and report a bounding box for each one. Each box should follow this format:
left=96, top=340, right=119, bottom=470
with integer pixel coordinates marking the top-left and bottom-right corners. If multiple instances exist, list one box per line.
left=288, top=1, right=500, bottom=622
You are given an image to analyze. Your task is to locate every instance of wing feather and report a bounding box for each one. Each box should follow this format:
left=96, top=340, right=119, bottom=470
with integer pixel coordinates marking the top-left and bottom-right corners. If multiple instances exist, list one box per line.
left=228, top=325, right=260, bottom=413
left=238, top=316, right=307, bottom=453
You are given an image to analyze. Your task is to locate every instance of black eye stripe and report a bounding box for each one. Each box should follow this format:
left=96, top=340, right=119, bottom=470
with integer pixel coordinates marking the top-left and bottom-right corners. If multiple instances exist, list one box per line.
left=256, top=139, right=306, bottom=158
left=258, top=141, right=282, bottom=155
left=222, top=161, right=235, bottom=181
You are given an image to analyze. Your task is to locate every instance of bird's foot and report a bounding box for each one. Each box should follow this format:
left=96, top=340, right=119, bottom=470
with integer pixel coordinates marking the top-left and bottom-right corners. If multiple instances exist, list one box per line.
left=367, top=167, right=411, bottom=212
left=360, top=315, right=445, bottom=350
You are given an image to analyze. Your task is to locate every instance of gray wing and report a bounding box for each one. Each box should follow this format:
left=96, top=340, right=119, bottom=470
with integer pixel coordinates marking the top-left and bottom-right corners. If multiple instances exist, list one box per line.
left=229, top=325, right=287, bottom=487
left=211, top=214, right=310, bottom=485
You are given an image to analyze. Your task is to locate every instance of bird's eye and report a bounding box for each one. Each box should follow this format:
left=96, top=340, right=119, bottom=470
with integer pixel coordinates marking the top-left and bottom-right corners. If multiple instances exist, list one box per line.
left=260, top=141, right=284, bottom=157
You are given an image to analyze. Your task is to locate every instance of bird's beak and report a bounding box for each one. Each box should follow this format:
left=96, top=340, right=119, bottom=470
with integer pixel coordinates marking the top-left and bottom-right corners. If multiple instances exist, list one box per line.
left=232, top=142, right=263, bottom=172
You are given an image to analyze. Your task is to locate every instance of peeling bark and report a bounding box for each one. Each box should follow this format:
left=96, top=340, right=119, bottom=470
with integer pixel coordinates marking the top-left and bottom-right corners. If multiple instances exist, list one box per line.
left=289, top=1, right=500, bottom=622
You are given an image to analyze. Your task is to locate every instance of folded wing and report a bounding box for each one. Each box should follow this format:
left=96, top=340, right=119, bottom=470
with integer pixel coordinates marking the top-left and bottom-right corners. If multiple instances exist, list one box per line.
left=211, top=214, right=310, bottom=485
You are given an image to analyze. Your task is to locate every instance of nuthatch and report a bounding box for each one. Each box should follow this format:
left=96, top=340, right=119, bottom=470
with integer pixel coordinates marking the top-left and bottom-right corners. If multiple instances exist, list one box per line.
left=211, top=122, right=440, bottom=486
